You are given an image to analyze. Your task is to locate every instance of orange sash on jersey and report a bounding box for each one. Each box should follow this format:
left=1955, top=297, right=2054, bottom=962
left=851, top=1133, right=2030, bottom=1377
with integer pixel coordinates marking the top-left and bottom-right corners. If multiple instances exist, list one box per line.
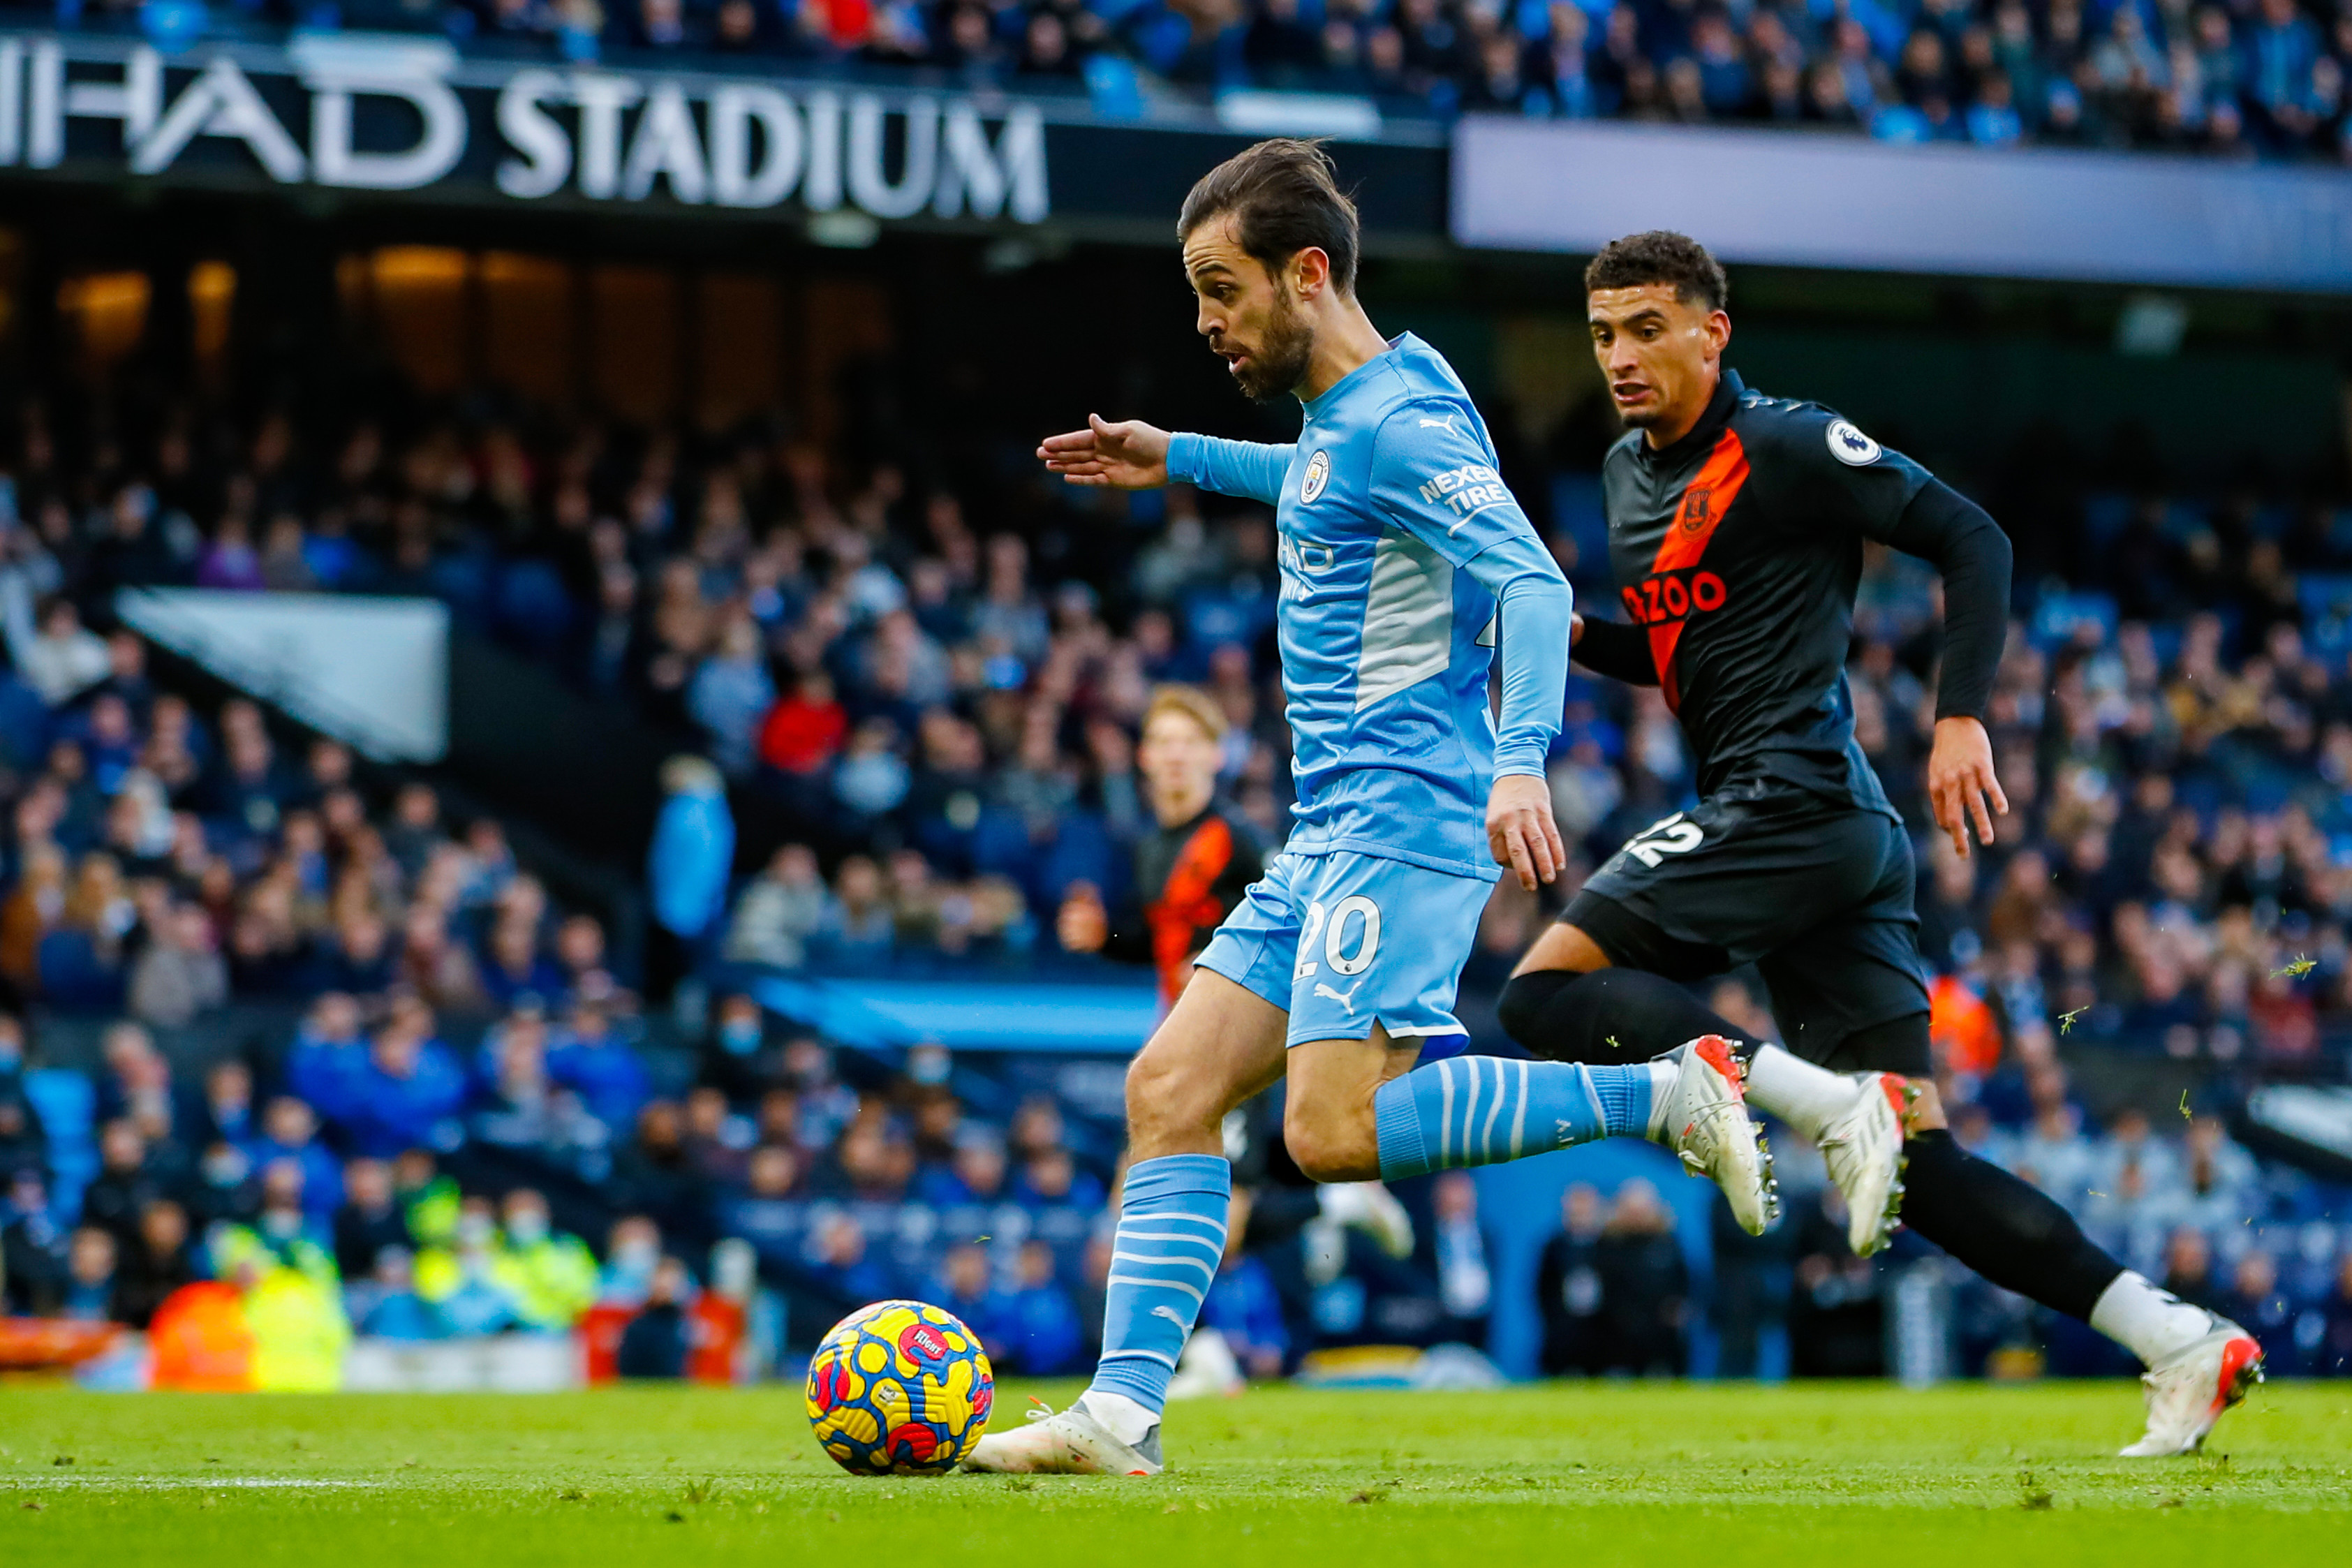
left=1643, top=430, right=1750, bottom=711
left=1146, top=815, right=1235, bottom=1005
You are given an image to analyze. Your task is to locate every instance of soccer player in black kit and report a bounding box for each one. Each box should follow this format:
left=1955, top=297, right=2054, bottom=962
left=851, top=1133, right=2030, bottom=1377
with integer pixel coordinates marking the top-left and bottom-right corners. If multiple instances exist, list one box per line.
left=1497, top=232, right=2259, bottom=1456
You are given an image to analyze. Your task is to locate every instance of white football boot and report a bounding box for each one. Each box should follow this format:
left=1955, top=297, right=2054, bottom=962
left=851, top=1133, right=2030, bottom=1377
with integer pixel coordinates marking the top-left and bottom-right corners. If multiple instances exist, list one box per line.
left=1317, top=1181, right=1416, bottom=1259
left=961, top=1396, right=1164, bottom=1477
left=2119, top=1316, right=2265, bottom=1457
left=1658, top=1035, right=1775, bottom=1236
left=1817, top=1072, right=1911, bottom=1257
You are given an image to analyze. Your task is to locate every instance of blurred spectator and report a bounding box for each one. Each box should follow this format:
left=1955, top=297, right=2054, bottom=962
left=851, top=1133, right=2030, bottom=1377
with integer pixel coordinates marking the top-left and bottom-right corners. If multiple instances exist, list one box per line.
left=81, top=1118, right=165, bottom=1248
left=646, top=755, right=735, bottom=1000
left=998, top=1238, right=1087, bottom=1373
left=698, top=992, right=779, bottom=1100
left=352, top=1248, right=441, bottom=1340
left=414, top=1195, right=520, bottom=1335
left=334, top=1158, right=413, bottom=1280
left=2219, top=1250, right=2300, bottom=1373
left=614, top=1255, right=695, bottom=1377
left=1430, top=1170, right=1493, bottom=1343
left=2320, top=1257, right=2352, bottom=1375
left=114, top=1200, right=198, bottom=1329
left=345, top=1002, right=467, bottom=1157
left=1200, top=1200, right=1289, bottom=1379
left=1595, top=1179, right=1687, bottom=1375
left=1, top=1169, right=65, bottom=1312
left=498, top=1188, right=598, bottom=1331
left=547, top=1001, right=652, bottom=1131
left=246, top=1097, right=343, bottom=1225
left=59, top=1225, right=121, bottom=1322
left=598, top=1215, right=666, bottom=1308
left=723, top=844, right=830, bottom=969
left=1536, top=1182, right=1606, bottom=1377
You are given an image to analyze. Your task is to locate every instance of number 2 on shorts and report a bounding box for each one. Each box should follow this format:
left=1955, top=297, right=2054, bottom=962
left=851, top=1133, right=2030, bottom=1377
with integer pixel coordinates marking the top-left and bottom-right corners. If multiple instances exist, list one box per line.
left=1623, top=812, right=1704, bottom=868
left=1294, top=894, right=1382, bottom=979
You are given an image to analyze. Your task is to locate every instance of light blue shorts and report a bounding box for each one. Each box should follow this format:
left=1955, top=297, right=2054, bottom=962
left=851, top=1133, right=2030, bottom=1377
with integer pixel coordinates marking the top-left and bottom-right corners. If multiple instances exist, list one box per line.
left=1195, top=849, right=1493, bottom=1050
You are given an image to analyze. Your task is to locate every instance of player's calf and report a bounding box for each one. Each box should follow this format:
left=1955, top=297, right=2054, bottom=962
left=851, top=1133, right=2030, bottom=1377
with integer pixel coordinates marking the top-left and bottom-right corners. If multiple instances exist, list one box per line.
left=1345, top=1038, right=1772, bottom=1232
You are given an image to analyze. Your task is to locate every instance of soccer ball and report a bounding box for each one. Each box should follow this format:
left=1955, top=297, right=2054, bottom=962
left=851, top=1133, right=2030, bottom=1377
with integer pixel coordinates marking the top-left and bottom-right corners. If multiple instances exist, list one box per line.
left=805, top=1300, right=995, bottom=1475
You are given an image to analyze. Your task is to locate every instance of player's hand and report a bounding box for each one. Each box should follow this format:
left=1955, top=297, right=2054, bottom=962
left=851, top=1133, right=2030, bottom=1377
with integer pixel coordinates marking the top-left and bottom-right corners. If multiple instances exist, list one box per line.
left=1570, top=612, right=1585, bottom=646
left=1056, top=884, right=1109, bottom=953
left=1486, top=773, right=1566, bottom=892
left=1037, top=415, right=1171, bottom=489
left=1927, top=715, right=2008, bottom=859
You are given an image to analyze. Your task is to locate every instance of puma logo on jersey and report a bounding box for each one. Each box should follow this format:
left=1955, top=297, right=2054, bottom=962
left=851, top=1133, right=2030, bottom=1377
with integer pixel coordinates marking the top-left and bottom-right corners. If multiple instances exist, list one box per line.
left=1418, top=413, right=1458, bottom=434
left=1312, top=979, right=1365, bottom=1014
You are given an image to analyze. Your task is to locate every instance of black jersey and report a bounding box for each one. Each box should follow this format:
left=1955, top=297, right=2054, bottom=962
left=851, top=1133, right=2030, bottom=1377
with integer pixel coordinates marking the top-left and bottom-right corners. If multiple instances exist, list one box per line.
left=1102, top=802, right=1266, bottom=1005
left=1577, top=370, right=2009, bottom=815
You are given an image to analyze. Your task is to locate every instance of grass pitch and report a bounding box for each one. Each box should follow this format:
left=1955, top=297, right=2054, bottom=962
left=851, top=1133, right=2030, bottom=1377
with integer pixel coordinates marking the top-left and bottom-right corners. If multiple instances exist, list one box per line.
left=1, top=1380, right=2345, bottom=1567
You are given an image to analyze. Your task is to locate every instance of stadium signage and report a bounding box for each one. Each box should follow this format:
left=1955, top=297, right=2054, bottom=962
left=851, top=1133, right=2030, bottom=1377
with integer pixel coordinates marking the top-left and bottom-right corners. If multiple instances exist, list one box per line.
left=0, top=30, right=1046, bottom=222
left=1453, top=117, right=2352, bottom=295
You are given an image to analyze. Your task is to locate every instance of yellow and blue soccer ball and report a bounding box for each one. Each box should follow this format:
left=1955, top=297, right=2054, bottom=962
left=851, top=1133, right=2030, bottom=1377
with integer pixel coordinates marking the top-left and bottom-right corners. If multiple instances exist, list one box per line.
left=805, top=1300, right=994, bottom=1474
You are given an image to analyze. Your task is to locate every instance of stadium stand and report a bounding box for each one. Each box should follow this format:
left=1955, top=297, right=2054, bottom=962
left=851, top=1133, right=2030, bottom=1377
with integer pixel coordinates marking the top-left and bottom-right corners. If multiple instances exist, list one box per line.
left=2, top=295, right=2351, bottom=1384
left=15, top=0, right=2352, bottom=158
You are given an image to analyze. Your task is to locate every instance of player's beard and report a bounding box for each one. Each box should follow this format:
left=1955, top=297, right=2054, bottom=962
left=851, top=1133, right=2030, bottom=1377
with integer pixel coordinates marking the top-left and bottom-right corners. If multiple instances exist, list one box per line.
left=1232, top=289, right=1315, bottom=403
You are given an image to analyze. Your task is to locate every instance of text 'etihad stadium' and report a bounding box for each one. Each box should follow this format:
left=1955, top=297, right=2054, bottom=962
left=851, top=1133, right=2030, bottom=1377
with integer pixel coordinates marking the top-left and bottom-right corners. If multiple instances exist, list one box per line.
left=0, top=34, right=1049, bottom=221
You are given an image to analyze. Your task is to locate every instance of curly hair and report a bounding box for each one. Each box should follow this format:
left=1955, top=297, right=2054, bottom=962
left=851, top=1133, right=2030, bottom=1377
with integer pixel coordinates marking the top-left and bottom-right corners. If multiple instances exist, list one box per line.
left=1583, top=231, right=1729, bottom=313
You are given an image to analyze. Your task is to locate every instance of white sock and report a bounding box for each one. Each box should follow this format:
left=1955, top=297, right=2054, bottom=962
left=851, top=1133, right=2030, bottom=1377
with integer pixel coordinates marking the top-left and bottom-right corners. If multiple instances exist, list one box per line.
left=1642, top=1058, right=1680, bottom=1141
left=1077, top=1388, right=1160, bottom=1445
left=2090, top=1271, right=2214, bottom=1367
left=1743, top=1044, right=1861, bottom=1141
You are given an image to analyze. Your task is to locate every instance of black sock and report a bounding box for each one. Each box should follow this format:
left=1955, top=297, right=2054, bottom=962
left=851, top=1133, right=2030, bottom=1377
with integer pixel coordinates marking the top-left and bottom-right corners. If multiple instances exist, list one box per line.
left=1497, top=968, right=1743, bottom=1065
left=1900, top=1129, right=2124, bottom=1322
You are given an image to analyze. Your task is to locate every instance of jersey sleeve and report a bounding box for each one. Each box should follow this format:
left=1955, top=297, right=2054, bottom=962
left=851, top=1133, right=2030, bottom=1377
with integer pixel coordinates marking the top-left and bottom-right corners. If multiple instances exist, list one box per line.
left=1767, top=408, right=2010, bottom=720
left=1367, top=400, right=1537, bottom=567
left=1167, top=433, right=1293, bottom=505
left=1461, top=532, right=1573, bottom=779
left=1769, top=406, right=1933, bottom=543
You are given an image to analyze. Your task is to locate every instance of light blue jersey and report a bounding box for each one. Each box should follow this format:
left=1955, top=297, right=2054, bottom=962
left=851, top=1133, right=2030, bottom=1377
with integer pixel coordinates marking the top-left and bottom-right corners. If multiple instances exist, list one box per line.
left=1167, top=333, right=1571, bottom=881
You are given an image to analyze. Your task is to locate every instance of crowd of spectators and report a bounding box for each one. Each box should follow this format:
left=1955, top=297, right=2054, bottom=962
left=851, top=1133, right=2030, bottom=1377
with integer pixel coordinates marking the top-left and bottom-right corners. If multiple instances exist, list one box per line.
left=1, top=992, right=1123, bottom=1375
left=5, top=311, right=2352, bottom=1376
left=33, top=0, right=2352, bottom=160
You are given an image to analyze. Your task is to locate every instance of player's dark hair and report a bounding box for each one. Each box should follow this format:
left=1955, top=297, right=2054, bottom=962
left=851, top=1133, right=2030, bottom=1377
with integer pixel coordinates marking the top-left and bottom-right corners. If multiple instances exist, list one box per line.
left=1584, top=231, right=1729, bottom=313
left=1178, top=139, right=1360, bottom=295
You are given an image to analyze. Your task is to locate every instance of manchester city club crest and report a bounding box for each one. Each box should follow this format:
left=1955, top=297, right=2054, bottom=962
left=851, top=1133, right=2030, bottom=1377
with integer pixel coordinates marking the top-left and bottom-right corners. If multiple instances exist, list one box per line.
left=1301, top=448, right=1331, bottom=503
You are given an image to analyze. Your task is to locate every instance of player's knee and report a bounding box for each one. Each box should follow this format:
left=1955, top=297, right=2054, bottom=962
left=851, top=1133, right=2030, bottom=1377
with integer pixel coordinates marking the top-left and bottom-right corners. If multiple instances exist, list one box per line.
left=1497, top=968, right=1581, bottom=1048
left=1282, top=1102, right=1378, bottom=1183
left=1124, top=1043, right=1220, bottom=1146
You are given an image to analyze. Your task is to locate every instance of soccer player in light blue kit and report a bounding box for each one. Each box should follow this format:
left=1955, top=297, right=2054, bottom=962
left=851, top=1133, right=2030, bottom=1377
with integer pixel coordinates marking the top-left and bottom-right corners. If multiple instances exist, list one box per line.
left=964, top=140, right=1770, bottom=1477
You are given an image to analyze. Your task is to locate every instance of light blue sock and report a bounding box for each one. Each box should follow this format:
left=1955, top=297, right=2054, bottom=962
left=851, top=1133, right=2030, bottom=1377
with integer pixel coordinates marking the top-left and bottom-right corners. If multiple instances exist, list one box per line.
left=1374, top=1055, right=1657, bottom=1181
left=1086, top=1153, right=1230, bottom=1419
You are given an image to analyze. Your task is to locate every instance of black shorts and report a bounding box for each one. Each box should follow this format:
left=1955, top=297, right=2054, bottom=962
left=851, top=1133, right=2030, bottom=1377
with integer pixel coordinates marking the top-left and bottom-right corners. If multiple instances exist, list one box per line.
left=1564, top=785, right=1932, bottom=1076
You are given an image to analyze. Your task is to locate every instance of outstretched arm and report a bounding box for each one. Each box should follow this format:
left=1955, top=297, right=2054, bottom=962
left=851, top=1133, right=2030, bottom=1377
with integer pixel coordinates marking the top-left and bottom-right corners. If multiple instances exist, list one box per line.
left=1037, top=417, right=1292, bottom=504
left=1167, top=433, right=1293, bottom=505
left=1884, top=478, right=2013, bottom=858
left=1037, top=415, right=1171, bottom=489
